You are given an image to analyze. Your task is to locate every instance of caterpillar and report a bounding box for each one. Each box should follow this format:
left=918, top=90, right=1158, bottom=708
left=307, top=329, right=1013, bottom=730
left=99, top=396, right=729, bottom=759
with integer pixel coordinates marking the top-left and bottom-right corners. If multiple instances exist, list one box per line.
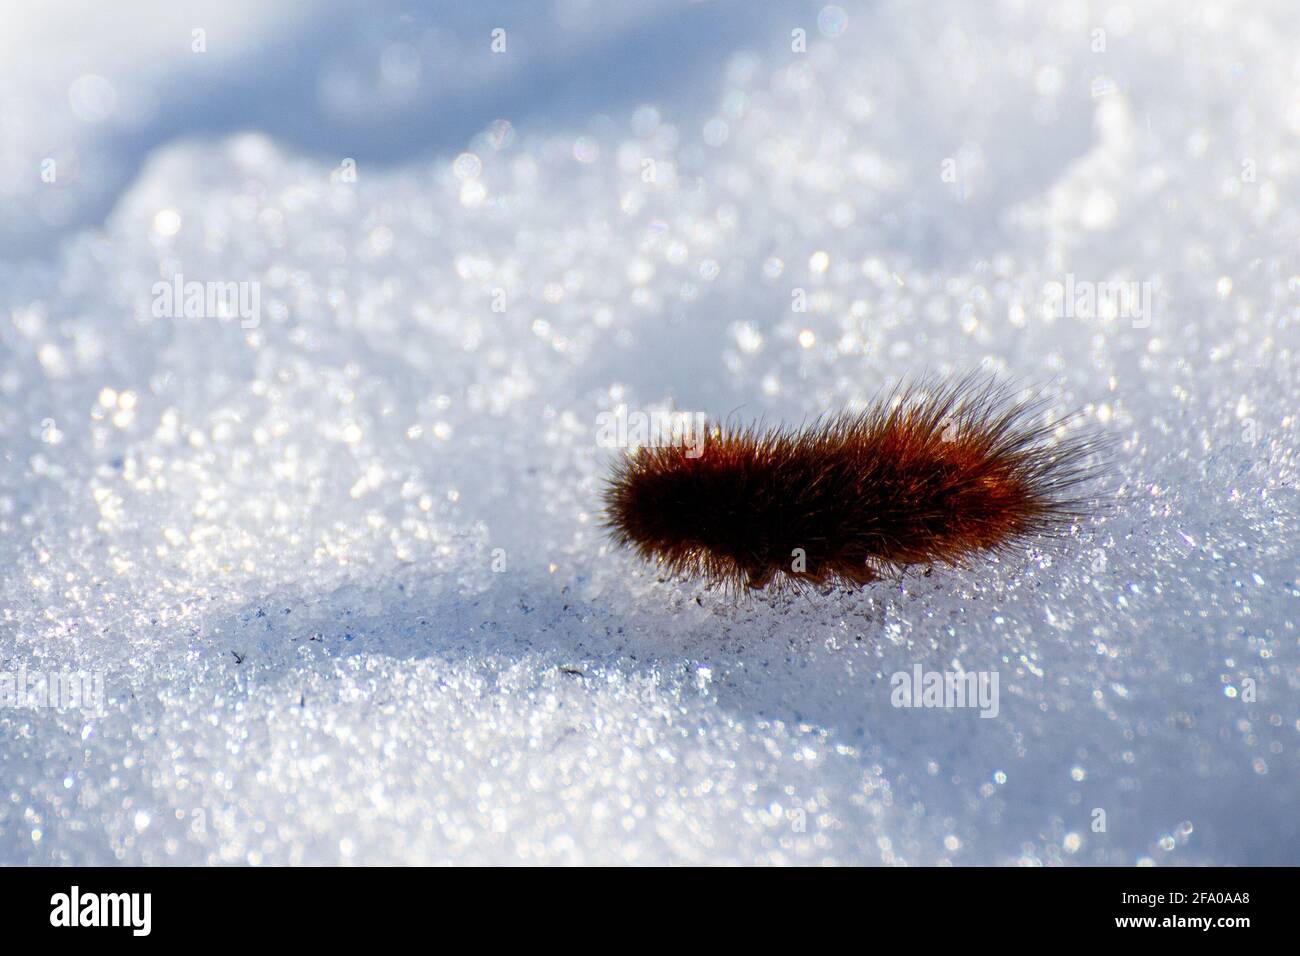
left=601, top=374, right=1105, bottom=592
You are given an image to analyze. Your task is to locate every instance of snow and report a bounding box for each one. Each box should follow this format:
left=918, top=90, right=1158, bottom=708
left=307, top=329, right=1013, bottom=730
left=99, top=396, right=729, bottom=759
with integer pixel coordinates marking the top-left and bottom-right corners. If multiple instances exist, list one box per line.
left=1, top=0, right=1296, bottom=865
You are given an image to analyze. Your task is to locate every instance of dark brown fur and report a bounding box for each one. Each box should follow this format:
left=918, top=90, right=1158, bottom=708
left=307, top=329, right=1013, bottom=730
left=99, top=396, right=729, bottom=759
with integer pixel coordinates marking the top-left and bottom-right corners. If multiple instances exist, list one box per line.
left=601, top=375, right=1104, bottom=592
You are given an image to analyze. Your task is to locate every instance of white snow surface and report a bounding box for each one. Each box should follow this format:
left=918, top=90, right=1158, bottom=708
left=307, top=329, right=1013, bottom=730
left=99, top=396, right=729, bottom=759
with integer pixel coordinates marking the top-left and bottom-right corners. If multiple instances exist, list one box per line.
left=1, top=0, right=1297, bottom=865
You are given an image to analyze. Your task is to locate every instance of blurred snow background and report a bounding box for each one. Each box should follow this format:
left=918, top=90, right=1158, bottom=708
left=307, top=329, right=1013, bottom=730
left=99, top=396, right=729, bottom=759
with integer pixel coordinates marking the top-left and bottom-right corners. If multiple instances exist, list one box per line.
left=1, top=0, right=1297, bottom=865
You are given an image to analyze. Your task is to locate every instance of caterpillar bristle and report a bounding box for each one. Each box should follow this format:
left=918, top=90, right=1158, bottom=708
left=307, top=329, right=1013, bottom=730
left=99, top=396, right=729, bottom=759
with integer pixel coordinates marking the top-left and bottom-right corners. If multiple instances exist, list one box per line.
left=601, top=374, right=1108, bottom=594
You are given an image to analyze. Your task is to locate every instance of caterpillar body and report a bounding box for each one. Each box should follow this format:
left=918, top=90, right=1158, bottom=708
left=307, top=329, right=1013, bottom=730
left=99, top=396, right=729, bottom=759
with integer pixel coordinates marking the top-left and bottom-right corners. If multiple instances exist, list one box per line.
left=602, top=375, right=1104, bottom=592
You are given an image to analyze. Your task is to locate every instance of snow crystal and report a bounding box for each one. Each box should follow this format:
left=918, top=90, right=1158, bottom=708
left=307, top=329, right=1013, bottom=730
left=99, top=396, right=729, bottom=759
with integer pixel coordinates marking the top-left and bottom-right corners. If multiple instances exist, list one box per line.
left=1, top=0, right=1296, bottom=864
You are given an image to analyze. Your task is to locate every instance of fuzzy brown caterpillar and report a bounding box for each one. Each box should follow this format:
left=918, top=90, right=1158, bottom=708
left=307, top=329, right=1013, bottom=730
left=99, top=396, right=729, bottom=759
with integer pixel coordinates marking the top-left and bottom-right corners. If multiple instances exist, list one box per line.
left=601, top=375, right=1103, bottom=592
